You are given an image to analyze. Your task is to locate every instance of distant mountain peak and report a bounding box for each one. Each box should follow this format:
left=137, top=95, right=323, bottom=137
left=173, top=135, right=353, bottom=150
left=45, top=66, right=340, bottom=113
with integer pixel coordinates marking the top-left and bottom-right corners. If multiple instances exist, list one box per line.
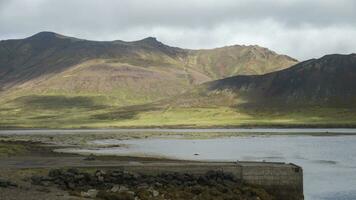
left=142, top=36, right=158, bottom=42
left=135, top=36, right=165, bottom=47
left=28, top=31, right=62, bottom=39
left=27, top=31, right=81, bottom=42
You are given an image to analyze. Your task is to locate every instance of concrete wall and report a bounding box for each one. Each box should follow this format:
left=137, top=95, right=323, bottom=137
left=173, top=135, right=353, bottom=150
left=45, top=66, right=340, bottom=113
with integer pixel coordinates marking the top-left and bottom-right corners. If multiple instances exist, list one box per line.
left=238, top=162, right=304, bottom=200
left=115, top=161, right=303, bottom=200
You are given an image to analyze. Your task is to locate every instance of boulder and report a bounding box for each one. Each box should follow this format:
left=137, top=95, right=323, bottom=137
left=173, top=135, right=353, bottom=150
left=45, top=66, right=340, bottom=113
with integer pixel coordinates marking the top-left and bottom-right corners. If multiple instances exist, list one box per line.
left=0, top=178, right=17, bottom=188
left=81, top=189, right=98, bottom=198
left=84, top=154, right=96, bottom=161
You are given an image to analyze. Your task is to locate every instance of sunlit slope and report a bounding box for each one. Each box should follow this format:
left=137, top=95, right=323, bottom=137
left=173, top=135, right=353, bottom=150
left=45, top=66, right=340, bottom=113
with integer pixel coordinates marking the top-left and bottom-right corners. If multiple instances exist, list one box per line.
left=1, top=54, right=356, bottom=128
left=186, top=45, right=297, bottom=79
left=0, top=32, right=296, bottom=104
left=0, top=32, right=302, bottom=128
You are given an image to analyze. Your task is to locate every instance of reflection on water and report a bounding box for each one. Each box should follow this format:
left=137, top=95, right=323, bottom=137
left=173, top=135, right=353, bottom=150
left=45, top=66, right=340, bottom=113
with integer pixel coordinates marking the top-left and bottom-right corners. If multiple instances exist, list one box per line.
left=69, top=135, right=356, bottom=200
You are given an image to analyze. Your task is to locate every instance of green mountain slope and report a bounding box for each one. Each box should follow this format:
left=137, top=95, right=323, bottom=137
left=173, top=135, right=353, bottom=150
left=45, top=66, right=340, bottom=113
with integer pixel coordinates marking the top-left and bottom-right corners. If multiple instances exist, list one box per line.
left=0, top=32, right=300, bottom=128
left=151, top=54, right=356, bottom=127
left=186, top=45, right=296, bottom=79
left=0, top=32, right=296, bottom=103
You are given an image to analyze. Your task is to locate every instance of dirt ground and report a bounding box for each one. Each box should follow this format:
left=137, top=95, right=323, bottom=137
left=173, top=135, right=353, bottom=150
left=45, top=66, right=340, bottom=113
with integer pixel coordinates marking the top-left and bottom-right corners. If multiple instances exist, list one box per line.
left=0, top=140, right=277, bottom=200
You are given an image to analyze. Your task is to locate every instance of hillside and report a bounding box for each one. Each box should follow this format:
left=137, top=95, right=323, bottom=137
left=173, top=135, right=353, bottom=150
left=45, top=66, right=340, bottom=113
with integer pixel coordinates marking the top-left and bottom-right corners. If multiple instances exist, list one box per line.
left=151, top=54, right=356, bottom=128
left=0, top=31, right=308, bottom=128
left=1, top=51, right=356, bottom=128
left=0, top=32, right=296, bottom=105
left=203, top=53, right=356, bottom=106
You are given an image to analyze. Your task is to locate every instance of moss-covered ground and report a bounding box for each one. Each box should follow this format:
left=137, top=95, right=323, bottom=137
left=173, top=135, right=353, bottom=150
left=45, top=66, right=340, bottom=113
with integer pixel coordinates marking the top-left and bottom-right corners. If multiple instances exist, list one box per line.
left=1, top=94, right=356, bottom=129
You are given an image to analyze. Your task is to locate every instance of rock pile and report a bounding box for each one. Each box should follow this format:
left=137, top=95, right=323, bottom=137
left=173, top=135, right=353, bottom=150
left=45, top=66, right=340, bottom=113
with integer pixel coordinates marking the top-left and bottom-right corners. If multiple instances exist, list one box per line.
left=0, top=178, right=17, bottom=188
left=31, top=168, right=273, bottom=200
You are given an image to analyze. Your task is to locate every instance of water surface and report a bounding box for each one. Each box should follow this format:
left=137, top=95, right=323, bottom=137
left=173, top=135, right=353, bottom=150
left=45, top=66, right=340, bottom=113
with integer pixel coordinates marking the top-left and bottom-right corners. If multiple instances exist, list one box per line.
left=2, top=128, right=356, bottom=200
left=69, top=135, right=356, bottom=200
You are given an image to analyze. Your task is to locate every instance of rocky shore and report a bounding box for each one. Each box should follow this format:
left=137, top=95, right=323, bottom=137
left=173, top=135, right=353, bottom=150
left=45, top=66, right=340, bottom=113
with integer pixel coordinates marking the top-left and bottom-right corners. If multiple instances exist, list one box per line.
left=0, top=137, right=302, bottom=200
left=29, top=168, right=273, bottom=200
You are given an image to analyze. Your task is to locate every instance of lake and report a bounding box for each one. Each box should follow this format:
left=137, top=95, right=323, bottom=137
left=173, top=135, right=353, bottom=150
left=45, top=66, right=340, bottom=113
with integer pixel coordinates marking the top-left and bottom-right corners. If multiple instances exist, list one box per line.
left=2, top=128, right=356, bottom=200
left=65, top=134, right=356, bottom=200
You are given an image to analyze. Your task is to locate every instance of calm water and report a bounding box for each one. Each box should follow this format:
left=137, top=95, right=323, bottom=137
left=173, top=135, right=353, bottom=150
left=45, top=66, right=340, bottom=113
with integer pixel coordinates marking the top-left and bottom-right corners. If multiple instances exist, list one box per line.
left=69, top=135, right=356, bottom=200
left=2, top=129, right=356, bottom=199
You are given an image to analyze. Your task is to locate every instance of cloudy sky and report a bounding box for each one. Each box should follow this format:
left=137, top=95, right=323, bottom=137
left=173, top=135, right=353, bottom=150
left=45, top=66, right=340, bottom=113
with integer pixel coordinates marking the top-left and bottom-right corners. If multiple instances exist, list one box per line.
left=1, top=0, right=355, bottom=60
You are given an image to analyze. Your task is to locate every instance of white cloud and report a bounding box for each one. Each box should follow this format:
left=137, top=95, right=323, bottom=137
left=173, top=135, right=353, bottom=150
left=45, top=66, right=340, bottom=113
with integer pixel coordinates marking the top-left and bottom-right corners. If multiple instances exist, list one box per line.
left=1, top=0, right=356, bottom=60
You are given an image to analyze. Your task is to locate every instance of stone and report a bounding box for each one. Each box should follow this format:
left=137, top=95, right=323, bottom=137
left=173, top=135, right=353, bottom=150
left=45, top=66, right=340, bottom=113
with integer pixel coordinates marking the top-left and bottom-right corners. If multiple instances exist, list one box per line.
left=36, top=187, right=51, bottom=193
left=95, top=170, right=106, bottom=177
left=0, top=178, right=16, bottom=188
left=152, top=189, right=159, bottom=197
left=111, top=185, right=120, bottom=192
left=31, top=175, right=44, bottom=185
left=81, top=189, right=98, bottom=198
left=118, top=185, right=129, bottom=192
left=67, top=168, right=80, bottom=175
left=97, top=176, right=105, bottom=182
left=66, top=182, right=76, bottom=190
left=154, top=182, right=162, bottom=187
left=97, top=190, right=135, bottom=200
left=84, top=154, right=96, bottom=161
left=137, top=183, right=149, bottom=189
left=74, top=174, right=85, bottom=181
left=49, top=169, right=63, bottom=177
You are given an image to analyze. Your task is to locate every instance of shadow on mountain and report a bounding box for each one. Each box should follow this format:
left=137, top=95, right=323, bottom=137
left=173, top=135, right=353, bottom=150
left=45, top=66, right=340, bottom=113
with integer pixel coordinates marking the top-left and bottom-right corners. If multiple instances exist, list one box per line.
left=92, top=104, right=160, bottom=120
left=13, top=95, right=106, bottom=110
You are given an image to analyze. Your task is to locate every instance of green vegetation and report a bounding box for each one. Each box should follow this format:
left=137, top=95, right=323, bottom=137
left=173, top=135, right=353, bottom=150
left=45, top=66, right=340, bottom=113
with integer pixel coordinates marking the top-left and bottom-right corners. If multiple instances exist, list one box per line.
left=1, top=93, right=356, bottom=128
left=1, top=33, right=355, bottom=129
left=0, top=142, right=29, bottom=157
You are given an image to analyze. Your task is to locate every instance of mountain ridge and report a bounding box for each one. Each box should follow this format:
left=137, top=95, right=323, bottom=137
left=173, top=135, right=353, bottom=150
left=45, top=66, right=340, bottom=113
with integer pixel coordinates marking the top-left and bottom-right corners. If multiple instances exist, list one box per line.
left=183, top=53, right=356, bottom=108
left=1, top=31, right=319, bottom=128
left=0, top=31, right=297, bottom=100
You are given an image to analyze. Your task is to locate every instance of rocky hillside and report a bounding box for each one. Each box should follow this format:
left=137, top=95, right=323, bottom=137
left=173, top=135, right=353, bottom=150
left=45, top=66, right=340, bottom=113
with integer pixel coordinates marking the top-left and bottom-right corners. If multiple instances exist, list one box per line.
left=0, top=32, right=297, bottom=106
left=190, top=54, right=356, bottom=107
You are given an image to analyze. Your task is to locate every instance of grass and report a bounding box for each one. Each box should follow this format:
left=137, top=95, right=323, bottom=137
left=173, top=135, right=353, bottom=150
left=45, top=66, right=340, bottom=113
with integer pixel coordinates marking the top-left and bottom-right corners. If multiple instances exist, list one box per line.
left=0, top=142, right=29, bottom=157
left=1, top=93, right=356, bottom=128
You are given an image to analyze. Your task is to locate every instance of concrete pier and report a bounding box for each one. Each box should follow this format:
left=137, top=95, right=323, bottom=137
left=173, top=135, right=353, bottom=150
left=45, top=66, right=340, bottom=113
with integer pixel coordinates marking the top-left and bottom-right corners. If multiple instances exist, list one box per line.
left=111, top=161, right=304, bottom=200
left=0, top=157, right=303, bottom=200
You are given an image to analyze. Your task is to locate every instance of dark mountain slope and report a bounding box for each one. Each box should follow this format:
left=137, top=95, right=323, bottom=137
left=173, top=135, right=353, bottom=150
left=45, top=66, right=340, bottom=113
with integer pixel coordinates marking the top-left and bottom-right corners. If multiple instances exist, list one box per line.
left=0, top=32, right=187, bottom=90
left=203, top=54, right=356, bottom=106
left=0, top=32, right=297, bottom=93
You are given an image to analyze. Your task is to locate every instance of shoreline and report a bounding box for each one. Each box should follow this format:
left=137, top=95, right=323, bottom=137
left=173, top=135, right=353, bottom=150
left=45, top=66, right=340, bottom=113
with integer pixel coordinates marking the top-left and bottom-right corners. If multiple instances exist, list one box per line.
left=1, top=128, right=356, bottom=138
left=2, top=123, right=356, bottom=130
left=0, top=141, right=303, bottom=200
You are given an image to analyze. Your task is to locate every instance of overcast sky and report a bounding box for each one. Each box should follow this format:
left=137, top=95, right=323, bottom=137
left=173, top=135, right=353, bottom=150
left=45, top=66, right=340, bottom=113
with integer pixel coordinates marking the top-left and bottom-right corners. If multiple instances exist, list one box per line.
left=1, top=0, right=356, bottom=60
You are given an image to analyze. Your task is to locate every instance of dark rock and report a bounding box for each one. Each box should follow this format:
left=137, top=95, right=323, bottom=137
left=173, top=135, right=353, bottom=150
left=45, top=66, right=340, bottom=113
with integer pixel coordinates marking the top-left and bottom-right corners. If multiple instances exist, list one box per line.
left=32, top=168, right=270, bottom=200
left=36, top=187, right=51, bottom=193
left=67, top=168, right=79, bottom=175
left=97, top=191, right=135, bottom=200
left=74, top=174, right=85, bottom=181
left=0, top=178, right=17, bottom=188
left=84, top=154, right=96, bottom=161
left=191, top=186, right=203, bottom=195
left=81, top=189, right=98, bottom=198
left=65, top=182, right=76, bottom=190
left=49, top=169, right=63, bottom=177
left=31, top=175, right=44, bottom=185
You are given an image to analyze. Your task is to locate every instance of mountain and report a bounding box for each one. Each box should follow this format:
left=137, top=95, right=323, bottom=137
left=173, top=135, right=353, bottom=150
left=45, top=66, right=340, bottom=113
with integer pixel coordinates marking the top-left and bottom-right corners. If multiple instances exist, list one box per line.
left=186, top=45, right=297, bottom=79
left=0, top=31, right=301, bottom=128
left=2, top=32, right=356, bottom=128
left=198, top=53, right=356, bottom=107
left=0, top=32, right=297, bottom=105
left=149, top=54, right=356, bottom=128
